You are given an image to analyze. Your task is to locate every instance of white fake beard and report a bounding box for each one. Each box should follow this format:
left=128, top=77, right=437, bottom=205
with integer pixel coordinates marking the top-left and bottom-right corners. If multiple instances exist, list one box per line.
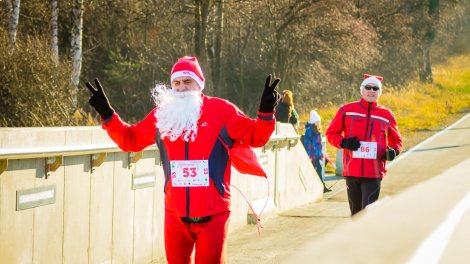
left=152, top=85, right=202, bottom=142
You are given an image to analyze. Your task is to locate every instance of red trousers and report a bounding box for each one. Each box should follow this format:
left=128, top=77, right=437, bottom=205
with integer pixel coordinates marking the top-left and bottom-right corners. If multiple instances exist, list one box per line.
left=164, top=210, right=231, bottom=264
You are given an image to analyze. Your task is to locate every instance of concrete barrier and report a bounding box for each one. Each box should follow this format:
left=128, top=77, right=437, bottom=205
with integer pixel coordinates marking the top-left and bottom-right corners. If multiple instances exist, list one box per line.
left=283, top=157, right=470, bottom=264
left=0, top=123, right=323, bottom=264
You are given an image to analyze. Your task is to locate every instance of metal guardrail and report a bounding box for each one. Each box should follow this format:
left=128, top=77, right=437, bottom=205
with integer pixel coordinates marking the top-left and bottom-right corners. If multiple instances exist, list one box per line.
left=262, top=135, right=301, bottom=152
left=0, top=143, right=159, bottom=177
left=0, top=135, right=300, bottom=160
left=0, top=135, right=300, bottom=176
left=0, top=143, right=159, bottom=160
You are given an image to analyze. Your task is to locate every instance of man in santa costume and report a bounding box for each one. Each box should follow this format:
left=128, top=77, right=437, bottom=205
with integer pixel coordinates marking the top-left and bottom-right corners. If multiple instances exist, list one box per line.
left=86, top=56, right=280, bottom=263
left=326, top=74, right=402, bottom=216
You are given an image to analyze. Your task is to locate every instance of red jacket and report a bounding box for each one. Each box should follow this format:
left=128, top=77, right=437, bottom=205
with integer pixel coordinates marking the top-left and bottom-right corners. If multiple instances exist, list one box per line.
left=326, top=98, right=402, bottom=178
left=102, top=94, right=275, bottom=217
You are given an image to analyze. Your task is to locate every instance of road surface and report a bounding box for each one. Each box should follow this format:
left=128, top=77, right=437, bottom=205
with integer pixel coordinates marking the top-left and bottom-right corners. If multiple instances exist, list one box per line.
left=153, top=112, right=470, bottom=264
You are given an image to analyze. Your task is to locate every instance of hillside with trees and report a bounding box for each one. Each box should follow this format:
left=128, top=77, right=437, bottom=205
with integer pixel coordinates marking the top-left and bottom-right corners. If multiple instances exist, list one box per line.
left=1, top=0, right=470, bottom=126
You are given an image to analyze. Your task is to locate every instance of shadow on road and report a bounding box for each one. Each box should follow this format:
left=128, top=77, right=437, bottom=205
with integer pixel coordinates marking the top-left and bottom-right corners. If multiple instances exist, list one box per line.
left=412, top=126, right=470, bottom=133
left=413, top=143, right=470, bottom=152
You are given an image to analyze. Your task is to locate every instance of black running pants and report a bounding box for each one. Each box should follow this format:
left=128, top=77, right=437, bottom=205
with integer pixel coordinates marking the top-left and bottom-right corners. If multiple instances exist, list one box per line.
left=345, top=176, right=382, bottom=216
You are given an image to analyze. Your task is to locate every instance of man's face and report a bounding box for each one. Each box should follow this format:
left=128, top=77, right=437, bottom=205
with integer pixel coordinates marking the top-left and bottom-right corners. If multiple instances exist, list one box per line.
left=172, top=77, right=200, bottom=92
left=361, top=83, right=380, bottom=103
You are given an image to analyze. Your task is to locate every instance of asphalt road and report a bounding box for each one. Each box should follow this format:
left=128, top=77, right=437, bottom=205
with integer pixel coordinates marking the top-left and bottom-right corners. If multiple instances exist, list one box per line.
left=225, top=112, right=470, bottom=264
left=281, top=112, right=470, bottom=264
left=153, top=112, right=470, bottom=264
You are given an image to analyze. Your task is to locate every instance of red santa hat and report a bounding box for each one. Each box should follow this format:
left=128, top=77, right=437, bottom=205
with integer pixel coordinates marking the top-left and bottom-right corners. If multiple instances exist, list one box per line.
left=171, top=56, right=205, bottom=90
left=360, top=74, right=383, bottom=95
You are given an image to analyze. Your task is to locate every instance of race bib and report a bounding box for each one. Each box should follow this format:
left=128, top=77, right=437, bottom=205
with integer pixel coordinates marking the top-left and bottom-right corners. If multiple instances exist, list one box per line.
left=170, top=160, right=209, bottom=187
left=352, top=142, right=377, bottom=159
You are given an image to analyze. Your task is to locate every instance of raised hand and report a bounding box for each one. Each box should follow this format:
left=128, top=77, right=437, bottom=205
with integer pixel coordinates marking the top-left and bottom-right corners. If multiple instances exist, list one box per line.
left=258, top=74, right=281, bottom=114
left=86, top=78, right=114, bottom=120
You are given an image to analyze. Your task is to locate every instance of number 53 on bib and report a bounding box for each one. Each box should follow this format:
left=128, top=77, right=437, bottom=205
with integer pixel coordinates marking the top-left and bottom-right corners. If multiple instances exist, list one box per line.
left=170, top=160, right=209, bottom=187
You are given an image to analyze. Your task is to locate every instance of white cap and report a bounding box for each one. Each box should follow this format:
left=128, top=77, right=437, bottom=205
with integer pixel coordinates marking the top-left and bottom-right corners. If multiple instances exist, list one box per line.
left=360, top=75, right=383, bottom=95
left=361, top=77, right=382, bottom=88
left=310, top=110, right=321, bottom=124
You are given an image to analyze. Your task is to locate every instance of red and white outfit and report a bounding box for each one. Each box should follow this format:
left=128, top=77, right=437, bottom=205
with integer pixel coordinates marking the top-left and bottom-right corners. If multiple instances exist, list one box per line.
left=326, top=74, right=402, bottom=216
left=102, top=57, right=275, bottom=263
left=326, top=98, right=402, bottom=178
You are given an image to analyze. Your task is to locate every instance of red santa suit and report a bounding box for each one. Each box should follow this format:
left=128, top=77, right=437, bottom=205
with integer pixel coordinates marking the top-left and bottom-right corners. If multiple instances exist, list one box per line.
left=102, top=57, right=275, bottom=263
left=103, top=98, right=275, bottom=216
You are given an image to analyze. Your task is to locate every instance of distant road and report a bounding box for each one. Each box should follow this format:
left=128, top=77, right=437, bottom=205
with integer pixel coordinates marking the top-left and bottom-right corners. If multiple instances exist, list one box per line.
left=382, top=112, right=470, bottom=197
left=153, top=113, right=470, bottom=264
left=282, top=113, right=470, bottom=264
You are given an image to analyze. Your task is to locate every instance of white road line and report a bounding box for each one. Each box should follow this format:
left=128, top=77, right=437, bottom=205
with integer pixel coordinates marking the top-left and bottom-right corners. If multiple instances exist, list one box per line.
left=387, top=112, right=470, bottom=169
left=393, top=112, right=470, bottom=263
left=407, top=189, right=470, bottom=264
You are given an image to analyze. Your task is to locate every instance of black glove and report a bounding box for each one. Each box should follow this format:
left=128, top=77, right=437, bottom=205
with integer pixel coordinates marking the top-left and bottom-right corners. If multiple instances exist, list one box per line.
left=383, top=146, right=397, bottom=161
left=258, top=75, right=281, bottom=114
left=86, top=78, right=115, bottom=120
left=340, top=136, right=361, bottom=151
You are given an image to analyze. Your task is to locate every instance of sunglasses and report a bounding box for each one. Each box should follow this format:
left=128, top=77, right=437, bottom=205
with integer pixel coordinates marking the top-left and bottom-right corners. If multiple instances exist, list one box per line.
left=363, top=85, right=380, bottom=91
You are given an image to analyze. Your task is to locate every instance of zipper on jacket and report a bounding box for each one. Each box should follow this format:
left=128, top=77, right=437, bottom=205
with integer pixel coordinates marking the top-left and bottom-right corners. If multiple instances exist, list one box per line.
left=185, top=141, right=190, bottom=217
left=362, top=102, right=372, bottom=177
left=369, top=121, right=374, bottom=139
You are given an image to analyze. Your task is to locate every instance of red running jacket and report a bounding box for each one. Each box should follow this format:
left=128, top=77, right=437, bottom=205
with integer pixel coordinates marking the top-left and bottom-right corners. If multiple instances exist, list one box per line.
left=102, top=94, right=275, bottom=217
left=326, top=98, right=402, bottom=178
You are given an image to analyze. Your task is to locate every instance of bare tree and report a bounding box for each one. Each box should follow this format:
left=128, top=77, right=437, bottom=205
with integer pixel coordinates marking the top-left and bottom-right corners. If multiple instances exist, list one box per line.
left=51, top=0, right=59, bottom=65
left=420, top=0, right=439, bottom=83
left=2, top=0, right=470, bottom=126
left=194, top=0, right=213, bottom=94
left=71, top=0, right=83, bottom=106
left=272, top=0, right=321, bottom=85
left=210, top=0, right=224, bottom=97
left=6, top=0, right=21, bottom=53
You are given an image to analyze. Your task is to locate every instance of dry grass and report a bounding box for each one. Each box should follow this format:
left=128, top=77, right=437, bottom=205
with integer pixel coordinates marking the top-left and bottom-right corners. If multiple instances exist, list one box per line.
left=299, top=54, right=470, bottom=173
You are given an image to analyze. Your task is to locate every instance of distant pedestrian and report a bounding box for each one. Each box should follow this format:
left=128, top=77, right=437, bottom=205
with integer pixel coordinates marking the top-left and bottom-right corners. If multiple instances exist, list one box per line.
left=326, top=74, right=402, bottom=216
left=275, top=90, right=299, bottom=132
left=304, top=110, right=331, bottom=192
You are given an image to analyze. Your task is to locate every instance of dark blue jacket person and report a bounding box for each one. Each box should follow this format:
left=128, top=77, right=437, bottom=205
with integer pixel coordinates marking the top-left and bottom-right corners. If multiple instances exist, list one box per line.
left=304, top=110, right=331, bottom=192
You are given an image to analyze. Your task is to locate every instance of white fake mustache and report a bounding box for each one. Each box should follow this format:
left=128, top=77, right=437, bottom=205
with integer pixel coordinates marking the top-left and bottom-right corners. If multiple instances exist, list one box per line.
left=152, top=85, right=202, bottom=142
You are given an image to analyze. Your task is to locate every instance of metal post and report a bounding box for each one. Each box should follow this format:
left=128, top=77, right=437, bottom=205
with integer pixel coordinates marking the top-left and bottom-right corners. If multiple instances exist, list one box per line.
left=274, top=123, right=279, bottom=206
left=335, top=148, right=344, bottom=176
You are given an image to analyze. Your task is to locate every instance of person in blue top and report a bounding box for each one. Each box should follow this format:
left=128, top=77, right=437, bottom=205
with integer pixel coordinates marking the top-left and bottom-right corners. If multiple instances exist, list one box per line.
left=304, top=110, right=331, bottom=192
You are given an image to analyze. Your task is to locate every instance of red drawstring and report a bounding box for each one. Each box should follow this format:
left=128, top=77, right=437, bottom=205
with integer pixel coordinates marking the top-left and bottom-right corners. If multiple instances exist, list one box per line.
left=201, top=122, right=270, bottom=235
left=230, top=179, right=269, bottom=236
left=201, top=122, right=230, bottom=149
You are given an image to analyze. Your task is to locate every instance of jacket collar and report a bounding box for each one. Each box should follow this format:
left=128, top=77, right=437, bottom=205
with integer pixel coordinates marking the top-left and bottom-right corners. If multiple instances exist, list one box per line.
left=360, top=98, right=378, bottom=109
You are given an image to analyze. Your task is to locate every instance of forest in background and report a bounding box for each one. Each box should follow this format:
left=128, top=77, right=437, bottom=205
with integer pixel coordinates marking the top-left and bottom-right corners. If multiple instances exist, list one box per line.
left=1, top=0, right=470, bottom=127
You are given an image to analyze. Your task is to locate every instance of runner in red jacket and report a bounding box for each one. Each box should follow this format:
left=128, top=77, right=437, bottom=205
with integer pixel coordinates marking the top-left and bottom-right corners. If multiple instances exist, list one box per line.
left=326, top=74, right=402, bottom=216
left=86, top=56, right=280, bottom=264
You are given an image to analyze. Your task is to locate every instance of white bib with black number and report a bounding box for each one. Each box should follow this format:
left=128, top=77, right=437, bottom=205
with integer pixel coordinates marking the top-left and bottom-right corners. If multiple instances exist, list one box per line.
left=352, top=141, right=377, bottom=159
left=170, top=160, right=209, bottom=187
